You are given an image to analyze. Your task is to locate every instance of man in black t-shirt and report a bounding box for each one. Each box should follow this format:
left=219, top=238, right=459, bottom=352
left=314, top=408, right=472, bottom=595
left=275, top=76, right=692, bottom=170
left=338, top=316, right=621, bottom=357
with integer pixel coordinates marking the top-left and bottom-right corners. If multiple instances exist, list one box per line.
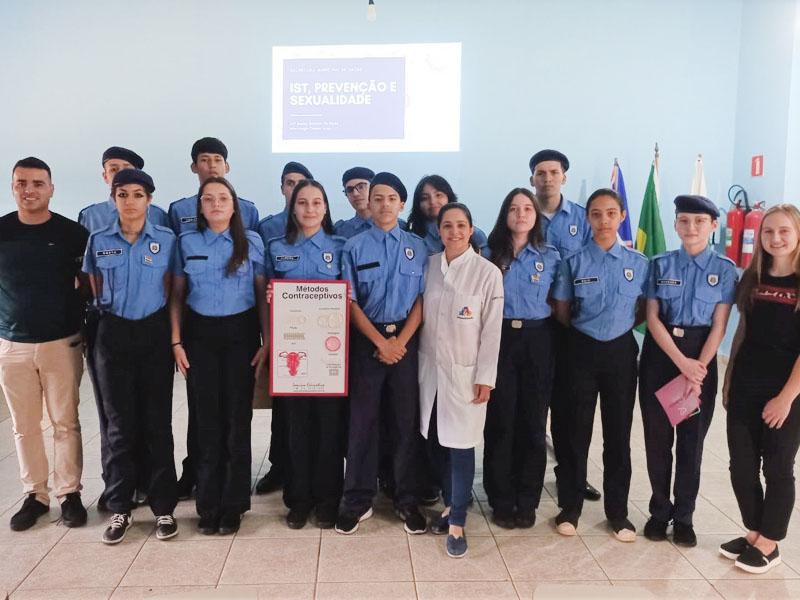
left=0, top=157, right=89, bottom=532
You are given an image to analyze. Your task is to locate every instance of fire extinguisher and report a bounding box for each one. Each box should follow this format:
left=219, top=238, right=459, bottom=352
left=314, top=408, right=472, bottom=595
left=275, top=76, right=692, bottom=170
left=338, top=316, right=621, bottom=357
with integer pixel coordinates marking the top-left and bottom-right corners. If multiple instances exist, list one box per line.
left=725, top=185, right=748, bottom=266
left=741, top=201, right=765, bottom=268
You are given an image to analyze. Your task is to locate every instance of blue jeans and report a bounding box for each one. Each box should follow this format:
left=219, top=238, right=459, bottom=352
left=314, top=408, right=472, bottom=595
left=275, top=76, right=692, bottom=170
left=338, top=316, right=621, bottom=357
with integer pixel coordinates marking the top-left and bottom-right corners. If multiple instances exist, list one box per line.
left=426, top=402, right=475, bottom=528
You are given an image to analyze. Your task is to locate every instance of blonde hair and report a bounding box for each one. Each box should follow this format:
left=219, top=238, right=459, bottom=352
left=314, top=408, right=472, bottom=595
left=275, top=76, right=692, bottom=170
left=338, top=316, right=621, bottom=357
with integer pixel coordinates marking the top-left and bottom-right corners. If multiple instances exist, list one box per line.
left=737, top=203, right=800, bottom=312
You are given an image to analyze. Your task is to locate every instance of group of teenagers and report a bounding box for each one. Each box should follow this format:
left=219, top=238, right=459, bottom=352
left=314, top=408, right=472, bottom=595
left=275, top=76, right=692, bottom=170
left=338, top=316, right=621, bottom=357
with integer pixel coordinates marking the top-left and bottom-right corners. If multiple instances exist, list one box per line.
left=1, top=140, right=799, bottom=572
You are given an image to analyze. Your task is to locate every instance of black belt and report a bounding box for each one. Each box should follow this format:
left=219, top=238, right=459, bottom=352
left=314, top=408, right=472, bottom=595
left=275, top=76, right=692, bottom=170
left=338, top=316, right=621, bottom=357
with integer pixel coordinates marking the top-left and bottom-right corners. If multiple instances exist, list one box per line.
left=372, top=319, right=406, bottom=337
left=664, top=323, right=711, bottom=339
left=503, top=317, right=549, bottom=330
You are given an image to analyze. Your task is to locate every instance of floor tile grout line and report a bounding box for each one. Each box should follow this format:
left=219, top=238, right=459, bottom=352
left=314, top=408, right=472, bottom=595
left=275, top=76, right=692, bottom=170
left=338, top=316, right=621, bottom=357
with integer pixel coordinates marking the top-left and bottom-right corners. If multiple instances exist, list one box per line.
left=577, top=532, right=613, bottom=584
left=214, top=531, right=237, bottom=588
left=477, top=486, right=519, bottom=587
left=107, top=535, right=149, bottom=594
left=8, top=530, right=66, bottom=597
left=313, top=529, right=322, bottom=599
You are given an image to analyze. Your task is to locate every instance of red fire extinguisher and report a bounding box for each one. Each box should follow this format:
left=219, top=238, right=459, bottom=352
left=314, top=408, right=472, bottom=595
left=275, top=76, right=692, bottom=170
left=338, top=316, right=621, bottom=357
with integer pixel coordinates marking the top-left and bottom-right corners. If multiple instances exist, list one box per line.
left=725, top=185, right=748, bottom=266
left=741, top=202, right=765, bottom=268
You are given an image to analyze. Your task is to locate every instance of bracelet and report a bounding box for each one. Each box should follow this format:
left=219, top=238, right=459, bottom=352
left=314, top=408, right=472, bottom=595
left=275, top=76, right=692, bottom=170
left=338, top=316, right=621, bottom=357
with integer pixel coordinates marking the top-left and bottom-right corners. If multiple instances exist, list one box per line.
left=171, top=342, right=182, bottom=347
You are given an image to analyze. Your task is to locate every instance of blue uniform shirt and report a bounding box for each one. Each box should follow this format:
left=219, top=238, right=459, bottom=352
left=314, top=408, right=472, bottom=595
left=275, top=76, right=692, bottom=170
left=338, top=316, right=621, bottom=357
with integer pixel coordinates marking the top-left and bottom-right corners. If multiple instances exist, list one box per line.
left=78, top=198, right=170, bottom=233
left=257, top=209, right=289, bottom=244
left=168, top=195, right=260, bottom=235
left=176, top=228, right=266, bottom=317
left=541, top=197, right=592, bottom=258
left=335, top=215, right=407, bottom=239
left=341, top=223, right=427, bottom=323
left=553, top=240, right=649, bottom=341
left=647, top=246, right=738, bottom=326
left=421, top=220, right=490, bottom=257
left=82, top=220, right=176, bottom=320
left=502, top=243, right=561, bottom=320
left=266, top=229, right=347, bottom=281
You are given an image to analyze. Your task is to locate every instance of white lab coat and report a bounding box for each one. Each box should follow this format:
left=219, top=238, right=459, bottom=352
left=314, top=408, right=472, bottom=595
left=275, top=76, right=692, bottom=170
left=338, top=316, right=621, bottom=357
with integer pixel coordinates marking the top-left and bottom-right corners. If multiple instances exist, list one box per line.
left=419, top=248, right=504, bottom=448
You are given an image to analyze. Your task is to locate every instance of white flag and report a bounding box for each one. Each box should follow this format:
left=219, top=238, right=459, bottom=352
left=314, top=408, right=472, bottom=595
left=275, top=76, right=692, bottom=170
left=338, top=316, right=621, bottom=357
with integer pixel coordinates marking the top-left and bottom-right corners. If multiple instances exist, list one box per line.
left=691, top=154, right=707, bottom=196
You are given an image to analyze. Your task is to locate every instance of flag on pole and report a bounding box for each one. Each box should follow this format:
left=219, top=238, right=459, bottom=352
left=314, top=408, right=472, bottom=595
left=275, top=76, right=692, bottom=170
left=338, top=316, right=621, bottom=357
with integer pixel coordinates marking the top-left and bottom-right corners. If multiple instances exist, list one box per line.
left=691, top=153, right=707, bottom=196
left=636, top=146, right=667, bottom=258
left=610, top=158, right=634, bottom=247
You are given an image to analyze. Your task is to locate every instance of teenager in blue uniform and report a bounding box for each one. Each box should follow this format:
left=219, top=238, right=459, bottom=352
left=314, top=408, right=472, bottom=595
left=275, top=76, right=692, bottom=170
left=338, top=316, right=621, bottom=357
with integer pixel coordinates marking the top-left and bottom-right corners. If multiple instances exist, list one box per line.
left=483, top=188, right=561, bottom=529
left=266, top=179, right=348, bottom=529
left=336, top=172, right=428, bottom=535
left=640, top=195, right=736, bottom=547
left=82, top=169, right=178, bottom=544
left=552, top=188, right=649, bottom=542
left=170, top=176, right=268, bottom=535
left=406, top=175, right=489, bottom=257
left=529, top=149, right=600, bottom=505
left=167, top=137, right=259, bottom=500
left=255, top=160, right=314, bottom=495
left=722, top=204, right=800, bottom=574
left=335, top=167, right=375, bottom=239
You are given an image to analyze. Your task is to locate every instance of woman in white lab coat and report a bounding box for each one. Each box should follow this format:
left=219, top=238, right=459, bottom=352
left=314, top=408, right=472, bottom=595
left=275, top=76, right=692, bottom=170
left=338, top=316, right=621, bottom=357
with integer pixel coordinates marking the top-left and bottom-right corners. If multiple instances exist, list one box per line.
left=419, top=202, right=504, bottom=558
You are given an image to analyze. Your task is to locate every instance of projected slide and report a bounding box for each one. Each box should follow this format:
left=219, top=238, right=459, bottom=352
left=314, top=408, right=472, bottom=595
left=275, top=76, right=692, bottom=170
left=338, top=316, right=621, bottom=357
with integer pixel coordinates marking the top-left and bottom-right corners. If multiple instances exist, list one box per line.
left=272, top=43, right=462, bottom=153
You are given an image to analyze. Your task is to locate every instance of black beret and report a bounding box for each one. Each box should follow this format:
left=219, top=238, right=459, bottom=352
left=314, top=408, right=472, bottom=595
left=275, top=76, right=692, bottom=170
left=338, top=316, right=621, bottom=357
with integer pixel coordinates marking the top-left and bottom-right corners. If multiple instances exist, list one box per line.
left=342, top=166, right=375, bottom=187
left=102, top=146, right=144, bottom=169
left=191, top=137, right=228, bottom=162
left=529, top=149, right=569, bottom=173
left=370, top=172, right=407, bottom=203
left=111, top=168, right=155, bottom=194
left=674, top=195, right=719, bottom=218
left=282, top=161, right=313, bottom=180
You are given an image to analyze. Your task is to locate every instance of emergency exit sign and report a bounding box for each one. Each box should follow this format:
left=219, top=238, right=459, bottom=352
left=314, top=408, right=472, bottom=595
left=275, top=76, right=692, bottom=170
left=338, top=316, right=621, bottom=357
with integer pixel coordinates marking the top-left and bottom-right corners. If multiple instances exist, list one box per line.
left=751, top=155, right=764, bottom=177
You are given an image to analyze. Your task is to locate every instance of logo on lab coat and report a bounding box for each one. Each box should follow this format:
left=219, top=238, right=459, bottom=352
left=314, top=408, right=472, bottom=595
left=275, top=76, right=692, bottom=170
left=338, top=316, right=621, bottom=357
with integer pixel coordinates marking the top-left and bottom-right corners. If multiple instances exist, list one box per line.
left=405, top=247, right=415, bottom=260
left=624, top=268, right=634, bottom=281
left=457, top=306, right=474, bottom=319
left=707, top=274, right=719, bottom=286
left=569, top=224, right=578, bottom=236
left=149, top=242, right=160, bottom=254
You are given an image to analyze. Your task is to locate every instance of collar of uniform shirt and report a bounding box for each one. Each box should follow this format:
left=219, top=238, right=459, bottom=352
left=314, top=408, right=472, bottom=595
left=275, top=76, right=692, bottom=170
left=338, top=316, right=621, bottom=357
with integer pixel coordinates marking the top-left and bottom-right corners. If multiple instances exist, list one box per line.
left=440, top=246, right=475, bottom=274
left=587, top=238, right=623, bottom=260
left=677, top=244, right=713, bottom=269
left=367, top=222, right=402, bottom=241
left=201, top=227, right=233, bottom=243
left=109, top=216, right=156, bottom=240
left=557, top=195, right=575, bottom=215
left=298, top=228, right=327, bottom=248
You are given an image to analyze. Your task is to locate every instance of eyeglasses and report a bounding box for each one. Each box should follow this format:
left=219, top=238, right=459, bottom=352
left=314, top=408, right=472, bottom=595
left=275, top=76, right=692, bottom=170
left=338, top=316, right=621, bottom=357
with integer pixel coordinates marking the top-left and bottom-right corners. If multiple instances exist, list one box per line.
left=344, top=182, right=368, bottom=195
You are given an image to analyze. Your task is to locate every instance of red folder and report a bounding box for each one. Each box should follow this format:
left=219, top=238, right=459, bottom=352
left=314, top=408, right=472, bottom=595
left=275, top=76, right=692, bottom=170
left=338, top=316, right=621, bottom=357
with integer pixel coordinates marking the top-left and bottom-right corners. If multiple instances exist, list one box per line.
left=654, top=374, right=701, bottom=427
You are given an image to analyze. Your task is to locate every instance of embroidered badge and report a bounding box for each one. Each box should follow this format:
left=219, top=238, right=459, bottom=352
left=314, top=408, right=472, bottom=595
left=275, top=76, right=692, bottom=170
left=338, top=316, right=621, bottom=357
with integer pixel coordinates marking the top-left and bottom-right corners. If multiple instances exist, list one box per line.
left=457, top=306, right=474, bottom=319
left=179, top=216, right=198, bottom=224
left=322, top=252, right=333, bottom=263
left=707, top=274, right=719, bottom=286
left=657, top=278, right=682, bottom=286
left=530, top=274, right=541, bottom=283
left=144, top=255, right=153, bottom=265
left=149, top=241, right=160, bottom=254
left=276, top=255, right=300, bottom=262
left=96, top=248, right=123, bottom=257
left=405, top=247, right=414, bottom=260
left=569, top=224, right=578, bottom=236
left=535, top=261, right=544, bottom=272
left=624, top=268, right=634, bottom=282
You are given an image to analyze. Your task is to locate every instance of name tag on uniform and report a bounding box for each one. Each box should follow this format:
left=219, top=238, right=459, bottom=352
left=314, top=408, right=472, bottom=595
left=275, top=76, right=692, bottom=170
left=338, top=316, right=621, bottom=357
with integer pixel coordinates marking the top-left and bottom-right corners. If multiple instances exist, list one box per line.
left=657, top=278, right=682, bottom=286
left=180, top=216, right=198, bottom=224
left=276, top=255, right=300, bottom=262
left=96, top=248, right=123, bottom=257
left=356, top=262, right=380, bottom=271
left=574, top=276, right=599, bottom=285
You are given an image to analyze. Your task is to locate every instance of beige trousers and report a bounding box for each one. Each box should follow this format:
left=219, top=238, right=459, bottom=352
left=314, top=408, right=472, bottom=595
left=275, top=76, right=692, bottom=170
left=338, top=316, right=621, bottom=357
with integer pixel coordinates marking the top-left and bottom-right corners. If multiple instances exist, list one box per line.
left=0, top=334, right=84, bottom=505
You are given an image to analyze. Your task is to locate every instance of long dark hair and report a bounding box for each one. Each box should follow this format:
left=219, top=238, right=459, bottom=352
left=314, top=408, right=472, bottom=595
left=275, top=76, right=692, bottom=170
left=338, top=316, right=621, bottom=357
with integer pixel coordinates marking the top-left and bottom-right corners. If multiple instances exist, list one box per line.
left=488, top=188, right=545, bottom=272
left=285, top=179, right=335, bottom=244
left=437, top=202, right=480, bottom=253
left=196, top=176, right=249, bottom=276
left=407, top=174, right=458, bottom=237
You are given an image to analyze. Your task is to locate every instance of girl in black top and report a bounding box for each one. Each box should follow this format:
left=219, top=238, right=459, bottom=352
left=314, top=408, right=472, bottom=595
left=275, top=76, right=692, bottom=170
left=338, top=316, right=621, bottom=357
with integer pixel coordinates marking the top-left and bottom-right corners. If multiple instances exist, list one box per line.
left=722, top=204, right=800, bottom=574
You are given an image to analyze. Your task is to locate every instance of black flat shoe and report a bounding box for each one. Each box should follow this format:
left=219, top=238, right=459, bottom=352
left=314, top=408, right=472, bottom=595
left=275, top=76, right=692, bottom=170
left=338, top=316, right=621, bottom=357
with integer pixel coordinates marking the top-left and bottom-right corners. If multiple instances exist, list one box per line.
left=643, top=517, right=668, bottom=542
left=219, top=512, right=242, bottom=535
left=672, top=522, right=697, bottom=547
left=584, top=483, right=601, bottom=502
left=286, top=507, right=309, bottom=530
left=198, top=515, right=219, bottom=535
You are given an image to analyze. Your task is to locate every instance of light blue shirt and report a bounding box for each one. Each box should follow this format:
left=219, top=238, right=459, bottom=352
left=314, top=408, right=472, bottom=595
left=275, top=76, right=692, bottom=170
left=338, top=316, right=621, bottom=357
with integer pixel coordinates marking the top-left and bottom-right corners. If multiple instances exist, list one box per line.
left=502, top=243, right=561, bottom=320
left=647, top=246, right=738, bottom=326
left=82, top=220, right=176, bottom=320
left=78, top=197, right=170, bottom=233
left=257, top=209, right=289, bottom=244
left=176, top=228, right=266, bottom=317
left=541, top=197, right=592, bottom=258
left=421, top=220, right=490, bottom=258
left=168, top=195, right=260, bottom=235
left=341, top=223, right=427, bottom=323
left=553, top=240, right=649, bottom=341
left=335, top=215, right=407, bottom=239
left=266, top=229, right=347, bottom=280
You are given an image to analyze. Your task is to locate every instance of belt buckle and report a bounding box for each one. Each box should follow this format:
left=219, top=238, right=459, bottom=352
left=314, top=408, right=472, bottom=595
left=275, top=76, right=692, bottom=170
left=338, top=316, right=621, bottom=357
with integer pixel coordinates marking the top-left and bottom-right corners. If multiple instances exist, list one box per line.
left=385, top=323, right=397, bottom=334
left=511, top=319, right=523, bottom=329
left=672, top=327, right=685, bottom=338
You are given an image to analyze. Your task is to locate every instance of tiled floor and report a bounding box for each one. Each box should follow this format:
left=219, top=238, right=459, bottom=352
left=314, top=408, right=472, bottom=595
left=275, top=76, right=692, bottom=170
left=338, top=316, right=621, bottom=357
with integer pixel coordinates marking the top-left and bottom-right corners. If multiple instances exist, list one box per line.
left=0, top=360, right=799, bottom=600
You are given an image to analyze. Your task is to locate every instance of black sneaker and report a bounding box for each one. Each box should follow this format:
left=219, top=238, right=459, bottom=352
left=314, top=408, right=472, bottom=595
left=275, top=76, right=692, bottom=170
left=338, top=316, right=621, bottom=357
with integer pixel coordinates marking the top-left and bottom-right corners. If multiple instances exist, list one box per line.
left=176, top=473, right=195, bottom=501
left=672, top=522, right=697, bottom=547
left=255, top=469, right=283, bottom=495
left=396, top=506, right=427, bottom=534
left=515, top=508, right=536, bottom=529
left=102, top=513, right=132, bottom=544
left=492, top=510, right=516, bottom=530
left=315, top=507, right=337, bottom=530
left=735, top=544, right=781, bottom=574
left=609, top=517, right=636, bottom=542
left=219, top=512, right=242, bottom=535
left=584, top=482, right=601, bottom=502
left=198, top=515, right=219, bottom=535
left=60, top=492, right=87, bottom=528
left=155, top=514, right=178, bottom=540
left=643, top=517, right=668, bottom=541
left=719, top=536, right=750, bottom=560
left=430, top=513, right=449, bottom=535
left=286, top=507, right=310, bottom=530
left=9, top=494, right=49, bottom=531
left=335, top=507, right=373, bottom=535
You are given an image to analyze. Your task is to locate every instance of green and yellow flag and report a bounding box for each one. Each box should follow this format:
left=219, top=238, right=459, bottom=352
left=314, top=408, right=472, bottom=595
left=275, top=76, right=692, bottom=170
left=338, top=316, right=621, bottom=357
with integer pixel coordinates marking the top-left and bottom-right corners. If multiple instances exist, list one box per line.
left=635, top=162, right=666, bottom=257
